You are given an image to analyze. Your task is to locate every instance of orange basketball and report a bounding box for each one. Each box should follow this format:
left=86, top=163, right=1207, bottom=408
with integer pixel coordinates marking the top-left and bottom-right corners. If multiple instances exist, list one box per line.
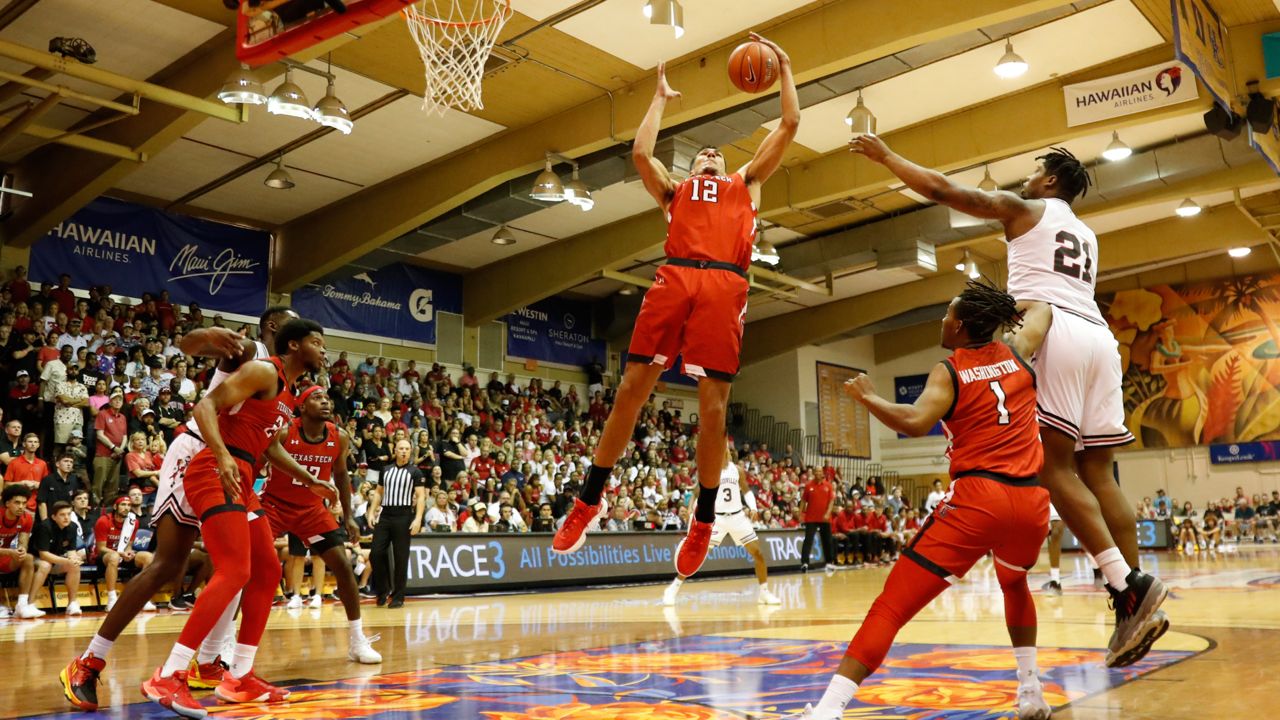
left=728, top=41, right=778, bottom=94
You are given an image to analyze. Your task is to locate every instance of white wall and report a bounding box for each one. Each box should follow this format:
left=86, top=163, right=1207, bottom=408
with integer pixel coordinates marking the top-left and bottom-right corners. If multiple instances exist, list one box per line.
left=1115, top=447, right=1280, bottom=506
left=732, top=349, right=802, bottom=429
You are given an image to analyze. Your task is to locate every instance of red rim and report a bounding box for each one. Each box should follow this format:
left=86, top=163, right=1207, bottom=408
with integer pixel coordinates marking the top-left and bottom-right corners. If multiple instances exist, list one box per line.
left=403, top=0, right=511, bottom=28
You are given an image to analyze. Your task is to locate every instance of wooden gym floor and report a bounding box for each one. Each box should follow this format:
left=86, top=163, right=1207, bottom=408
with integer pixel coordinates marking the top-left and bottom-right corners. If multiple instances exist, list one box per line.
left=2, top=546, right=1277, bottom=719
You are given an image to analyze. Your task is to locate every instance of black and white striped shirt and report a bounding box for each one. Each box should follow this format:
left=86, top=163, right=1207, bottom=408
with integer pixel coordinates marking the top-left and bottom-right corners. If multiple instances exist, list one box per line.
left=378, top=462, right=425, bottom=512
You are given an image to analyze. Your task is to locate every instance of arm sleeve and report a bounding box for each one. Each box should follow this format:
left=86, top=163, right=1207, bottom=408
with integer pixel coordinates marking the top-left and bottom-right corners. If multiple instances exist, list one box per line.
left=744, top=491, right=757, bottom=513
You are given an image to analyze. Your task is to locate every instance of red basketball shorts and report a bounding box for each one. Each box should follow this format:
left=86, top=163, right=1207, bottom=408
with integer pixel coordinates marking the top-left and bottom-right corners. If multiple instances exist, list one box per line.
left=181, top=450, right=262, bottom=522
left=627, top=264, right=749, bottom=380
left=904, top=475, right=1049, bottom=582
left=0, top=555, right=18, bottom=573
left=260, top=495, right=338, bottom=546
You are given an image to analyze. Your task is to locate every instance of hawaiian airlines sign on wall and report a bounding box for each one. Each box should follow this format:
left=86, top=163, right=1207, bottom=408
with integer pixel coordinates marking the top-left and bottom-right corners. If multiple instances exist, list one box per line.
left=1063, top=61, right=1198, bottom=127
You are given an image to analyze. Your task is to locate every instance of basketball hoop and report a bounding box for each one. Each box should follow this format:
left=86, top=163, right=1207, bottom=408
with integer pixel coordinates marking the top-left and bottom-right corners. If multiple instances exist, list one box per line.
left=403, top=0, right=512, bottom=115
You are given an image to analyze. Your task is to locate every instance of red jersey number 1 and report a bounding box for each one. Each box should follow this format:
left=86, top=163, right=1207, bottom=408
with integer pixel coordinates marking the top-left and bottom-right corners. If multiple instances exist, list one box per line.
left=690, top=178, right=719, bottom=203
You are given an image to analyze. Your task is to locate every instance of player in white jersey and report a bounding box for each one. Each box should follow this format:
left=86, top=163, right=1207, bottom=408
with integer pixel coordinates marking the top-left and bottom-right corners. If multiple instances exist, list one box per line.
left=850, top=135, right=1166, bottom=669
left=62, top=307, right=310, bottom=711
left=664, top=448, right=781, bottom=606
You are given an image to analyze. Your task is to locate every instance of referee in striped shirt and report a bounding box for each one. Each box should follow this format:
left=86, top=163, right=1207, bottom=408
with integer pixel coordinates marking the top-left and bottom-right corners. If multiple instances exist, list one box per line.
left=368, top=439, right=427, bottom=608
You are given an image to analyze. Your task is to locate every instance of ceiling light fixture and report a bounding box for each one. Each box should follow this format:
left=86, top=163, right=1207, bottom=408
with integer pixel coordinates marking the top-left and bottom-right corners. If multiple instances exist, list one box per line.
left=993, top=38, right=1028, bottom=79
left=954, top=250, right=970, bottom=273
left=563, top=168, right=594, bottom=211
left=267, top=68, right=312, bottom=119
left=966, top=257, right=981, bottom=280
left=1175, top=198, right=1201, bottom=218
left=1102, top=131, right=1132, bottom=161
left=530, top=156, right=566, bottom=202
left=977, top=166, right=998, bottom=192
left=491, top=226, right=517, bottom=245
left=619, top=285, right=637, bottom=295
left=647, top=0, right=684, bottom=39
left=218, top=64, right=266, bottom=105
left=751, top=229, right=780, bottom=265
left=642, top=0, right=653, bottom=18
left=264, top=156, right=295, bottom=189
left=1229, top=246, right=1252, bottom=258
left=313, top=78, right=352, bottom=134
left=845, top=88, right=876, bottom=136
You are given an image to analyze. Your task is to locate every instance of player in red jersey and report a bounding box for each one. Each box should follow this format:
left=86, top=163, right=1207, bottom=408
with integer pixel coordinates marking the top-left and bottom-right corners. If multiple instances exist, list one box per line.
left=262, top=385, right=381, bottom=664
left=804, top=282, right=1052, bottom=720
left=554, top=33, right=799, bottom=578
left=141, top=319, right=325, bottom=719
left=61, top=308, right=301, bottom=713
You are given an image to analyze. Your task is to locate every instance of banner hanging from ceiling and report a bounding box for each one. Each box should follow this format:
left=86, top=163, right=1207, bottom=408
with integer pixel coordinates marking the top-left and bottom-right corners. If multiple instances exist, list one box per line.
left=892, top=374, right=945, bottom=438
left=505, top=296, right=606, bottom=368
left=292, top=263, right=462, bottom=345
left=1063, top=61, right=1198, bottom=126
left=29, top=197, right=269, bottom=316
left=1171, top=0, right=1233, bottom=113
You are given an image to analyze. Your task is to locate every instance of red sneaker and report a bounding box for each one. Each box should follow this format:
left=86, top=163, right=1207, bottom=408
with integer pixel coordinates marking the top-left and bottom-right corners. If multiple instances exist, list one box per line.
left=552, top=498, right=608, bottom=554
left=187, top=655, right=227, bottom=689
left=214, top=670, right=290, bottom=704
left=60, top=653, right=105, bottom=711
left=141, top=668, right=208, bottom=718
left=675, top=520, right=714, bottom=577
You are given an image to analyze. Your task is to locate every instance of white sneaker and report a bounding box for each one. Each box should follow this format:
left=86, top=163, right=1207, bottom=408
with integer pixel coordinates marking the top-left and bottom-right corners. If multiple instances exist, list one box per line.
left=308, top=593, right=323, bottom=609
left=286, top=594, right=303, bottom=610
left=105, top=594, right=117, bottom=612
left=143, top=601, right=157, bottom=612
left=0, top=606, right=10, bottom=619
left=66, top=601, right=82, bottom=616
left=800, top=702, right=839, bottom=720
left=758, top=587, right=782, bottom=605
left=16, top=603, right=46, bottom=619
left=1017, top=675, right=1051, bottom=719
left=348, top=634, right=382, bottom=664
left=662, top=582, right=680, bottom=607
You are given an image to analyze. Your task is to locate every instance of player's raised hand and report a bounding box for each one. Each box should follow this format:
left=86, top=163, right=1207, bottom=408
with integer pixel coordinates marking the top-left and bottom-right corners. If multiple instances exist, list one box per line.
left=655, top=62, right=681, bottom=101
left=849, top=133, right=891, bottom=163
left=843, top=374, right=876, bottom=403
left=207, top=327, right=244, bottom=357
left=748, top=32, right=789, bottom=66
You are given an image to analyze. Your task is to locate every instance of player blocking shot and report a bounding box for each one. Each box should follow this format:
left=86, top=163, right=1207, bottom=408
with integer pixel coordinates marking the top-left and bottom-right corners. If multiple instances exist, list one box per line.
left=805, top=282, right=1051, bottom=720
left=553, top=34, right=799, bottom=579
left=261, top=386, right=381, bottom=664
left=850, top=134, right=1167, bottom=668
left=663, top=446, right=781, bottom=607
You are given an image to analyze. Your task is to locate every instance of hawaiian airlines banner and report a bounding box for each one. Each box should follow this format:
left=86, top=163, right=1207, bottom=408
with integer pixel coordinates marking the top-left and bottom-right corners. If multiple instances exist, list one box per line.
left=505, top=296, right=605, bottom=367
left=292, top=262, right=462, bottom=345
left=1063, top=61, right=1198, bottom=127
left=30, top=197, right=268, bottom=315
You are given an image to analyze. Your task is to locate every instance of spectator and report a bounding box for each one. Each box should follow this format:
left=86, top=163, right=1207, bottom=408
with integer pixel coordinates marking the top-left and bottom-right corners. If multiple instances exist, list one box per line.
left=93, top=495, right=155, bottom=612
left=36, top=452, right=79, bottom=521
left=461, top=502, right=490, bottom=533
left=425, top=490, right=457, bottom=532
left=125, top=432, right=159, bottom=494
left=5, top=432, right=48, bottom=512
left=924, top=479, right=947, bottom=514
left=0, top=484, right=42, bottom=618
left=31, top=500, right=84, bottom=615
left=91, top=389, right=126, bottom=504
left=530, top=503, right=555, bottom=532
left=68, top=488, right=96, bottom=550
left=799, top=469, right=835, bottom=572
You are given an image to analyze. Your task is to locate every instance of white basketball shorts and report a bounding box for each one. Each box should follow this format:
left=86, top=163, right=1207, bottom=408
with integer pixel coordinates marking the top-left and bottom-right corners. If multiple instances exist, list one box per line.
left=1033, top=305, right=1134, bottom=451
left=151, top=432, right=207, bottom=528
left=710, top=511, right=757, bottom=547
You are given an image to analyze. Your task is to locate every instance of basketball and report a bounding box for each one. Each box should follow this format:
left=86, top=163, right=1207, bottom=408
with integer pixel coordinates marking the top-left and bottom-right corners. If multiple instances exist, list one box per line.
left=728, top=41, right=779, bottom=93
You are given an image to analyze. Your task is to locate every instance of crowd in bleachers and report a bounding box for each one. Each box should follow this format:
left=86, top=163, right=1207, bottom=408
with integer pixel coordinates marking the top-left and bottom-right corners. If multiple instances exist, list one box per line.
left=1148, top=487, right=1280, bottom=552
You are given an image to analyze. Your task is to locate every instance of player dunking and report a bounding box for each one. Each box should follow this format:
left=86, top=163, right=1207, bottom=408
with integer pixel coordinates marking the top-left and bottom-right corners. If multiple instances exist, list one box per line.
left=261, top=385, right=381, bottom=664
left=663, top=446, right=781, bottom=606
left=850, top=134, right=1166, bottom=668
left=554, top=33, right=799, bottom=578
left=804, top=282, right=1051, bottom=720
left=141, top=319, right=325, bottom=718
left=60, top=307, right=307, bottom=712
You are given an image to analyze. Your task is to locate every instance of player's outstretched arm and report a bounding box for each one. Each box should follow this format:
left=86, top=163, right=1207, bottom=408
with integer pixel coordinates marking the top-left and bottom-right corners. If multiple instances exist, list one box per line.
left=844, top=364, right=954, bottom=438
left=633, top=62, right=681, bottom=207
left=180, top=327, right=247, bottom=360
left=850, top=134, right=1032, bottom=224
left=743, top=33, right=798, bottom=186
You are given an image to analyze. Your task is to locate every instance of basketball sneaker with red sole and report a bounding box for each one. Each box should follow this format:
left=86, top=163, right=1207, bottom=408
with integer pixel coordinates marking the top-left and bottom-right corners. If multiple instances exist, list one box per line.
left=60, top=653, right=105, bottom=711
left=141, top=669, right=207, bottom=718
left=214, top=670, right=290, bottom=704
left=675, top=520, right=713, bottom=577
left=187, top=656, right=228, bottom=689
left=552, top=498, right=608, bottom=554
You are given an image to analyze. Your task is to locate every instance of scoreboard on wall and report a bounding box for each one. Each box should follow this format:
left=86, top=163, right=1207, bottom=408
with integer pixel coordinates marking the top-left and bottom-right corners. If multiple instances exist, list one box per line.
left=1058, top=519, right=1172, bottom=550
left=815, top=361, right=872, bottom=458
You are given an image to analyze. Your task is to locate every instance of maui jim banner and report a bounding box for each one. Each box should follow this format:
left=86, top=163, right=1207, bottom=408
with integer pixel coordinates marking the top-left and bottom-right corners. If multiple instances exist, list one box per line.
left=30, top=197, right=269, bottom=315
left=1173, top=0, right=1232, bottom=112
left=505, top=296, right=606, bottom=367
left=292, top=262, right=461, bottom=345
left=1063, top=61, right=1198, bottom=127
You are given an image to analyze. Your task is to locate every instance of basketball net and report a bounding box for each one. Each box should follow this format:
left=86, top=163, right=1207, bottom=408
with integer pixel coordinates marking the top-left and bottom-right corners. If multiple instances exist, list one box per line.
left=403, top=0, right=512, bottom=116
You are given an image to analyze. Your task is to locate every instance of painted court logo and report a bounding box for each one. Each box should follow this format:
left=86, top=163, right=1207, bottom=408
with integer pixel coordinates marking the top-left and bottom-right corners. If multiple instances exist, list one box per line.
left=1155, top=66, right=1181, bottom=96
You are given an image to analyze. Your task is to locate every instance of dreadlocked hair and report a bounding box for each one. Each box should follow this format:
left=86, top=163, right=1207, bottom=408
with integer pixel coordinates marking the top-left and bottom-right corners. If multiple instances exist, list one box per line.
left=1036, top=146, right=1091, bottom=203
left=955, top=279, right=1023, bottom=342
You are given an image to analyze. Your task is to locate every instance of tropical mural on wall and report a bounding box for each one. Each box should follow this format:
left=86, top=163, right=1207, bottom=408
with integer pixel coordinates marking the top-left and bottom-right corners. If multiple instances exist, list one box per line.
left=1103, top=273, right=1280, bottom=449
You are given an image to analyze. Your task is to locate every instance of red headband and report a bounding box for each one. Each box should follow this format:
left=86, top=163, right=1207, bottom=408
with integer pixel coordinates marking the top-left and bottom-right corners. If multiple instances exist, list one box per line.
left=298, top=385, right=325, bottom=405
